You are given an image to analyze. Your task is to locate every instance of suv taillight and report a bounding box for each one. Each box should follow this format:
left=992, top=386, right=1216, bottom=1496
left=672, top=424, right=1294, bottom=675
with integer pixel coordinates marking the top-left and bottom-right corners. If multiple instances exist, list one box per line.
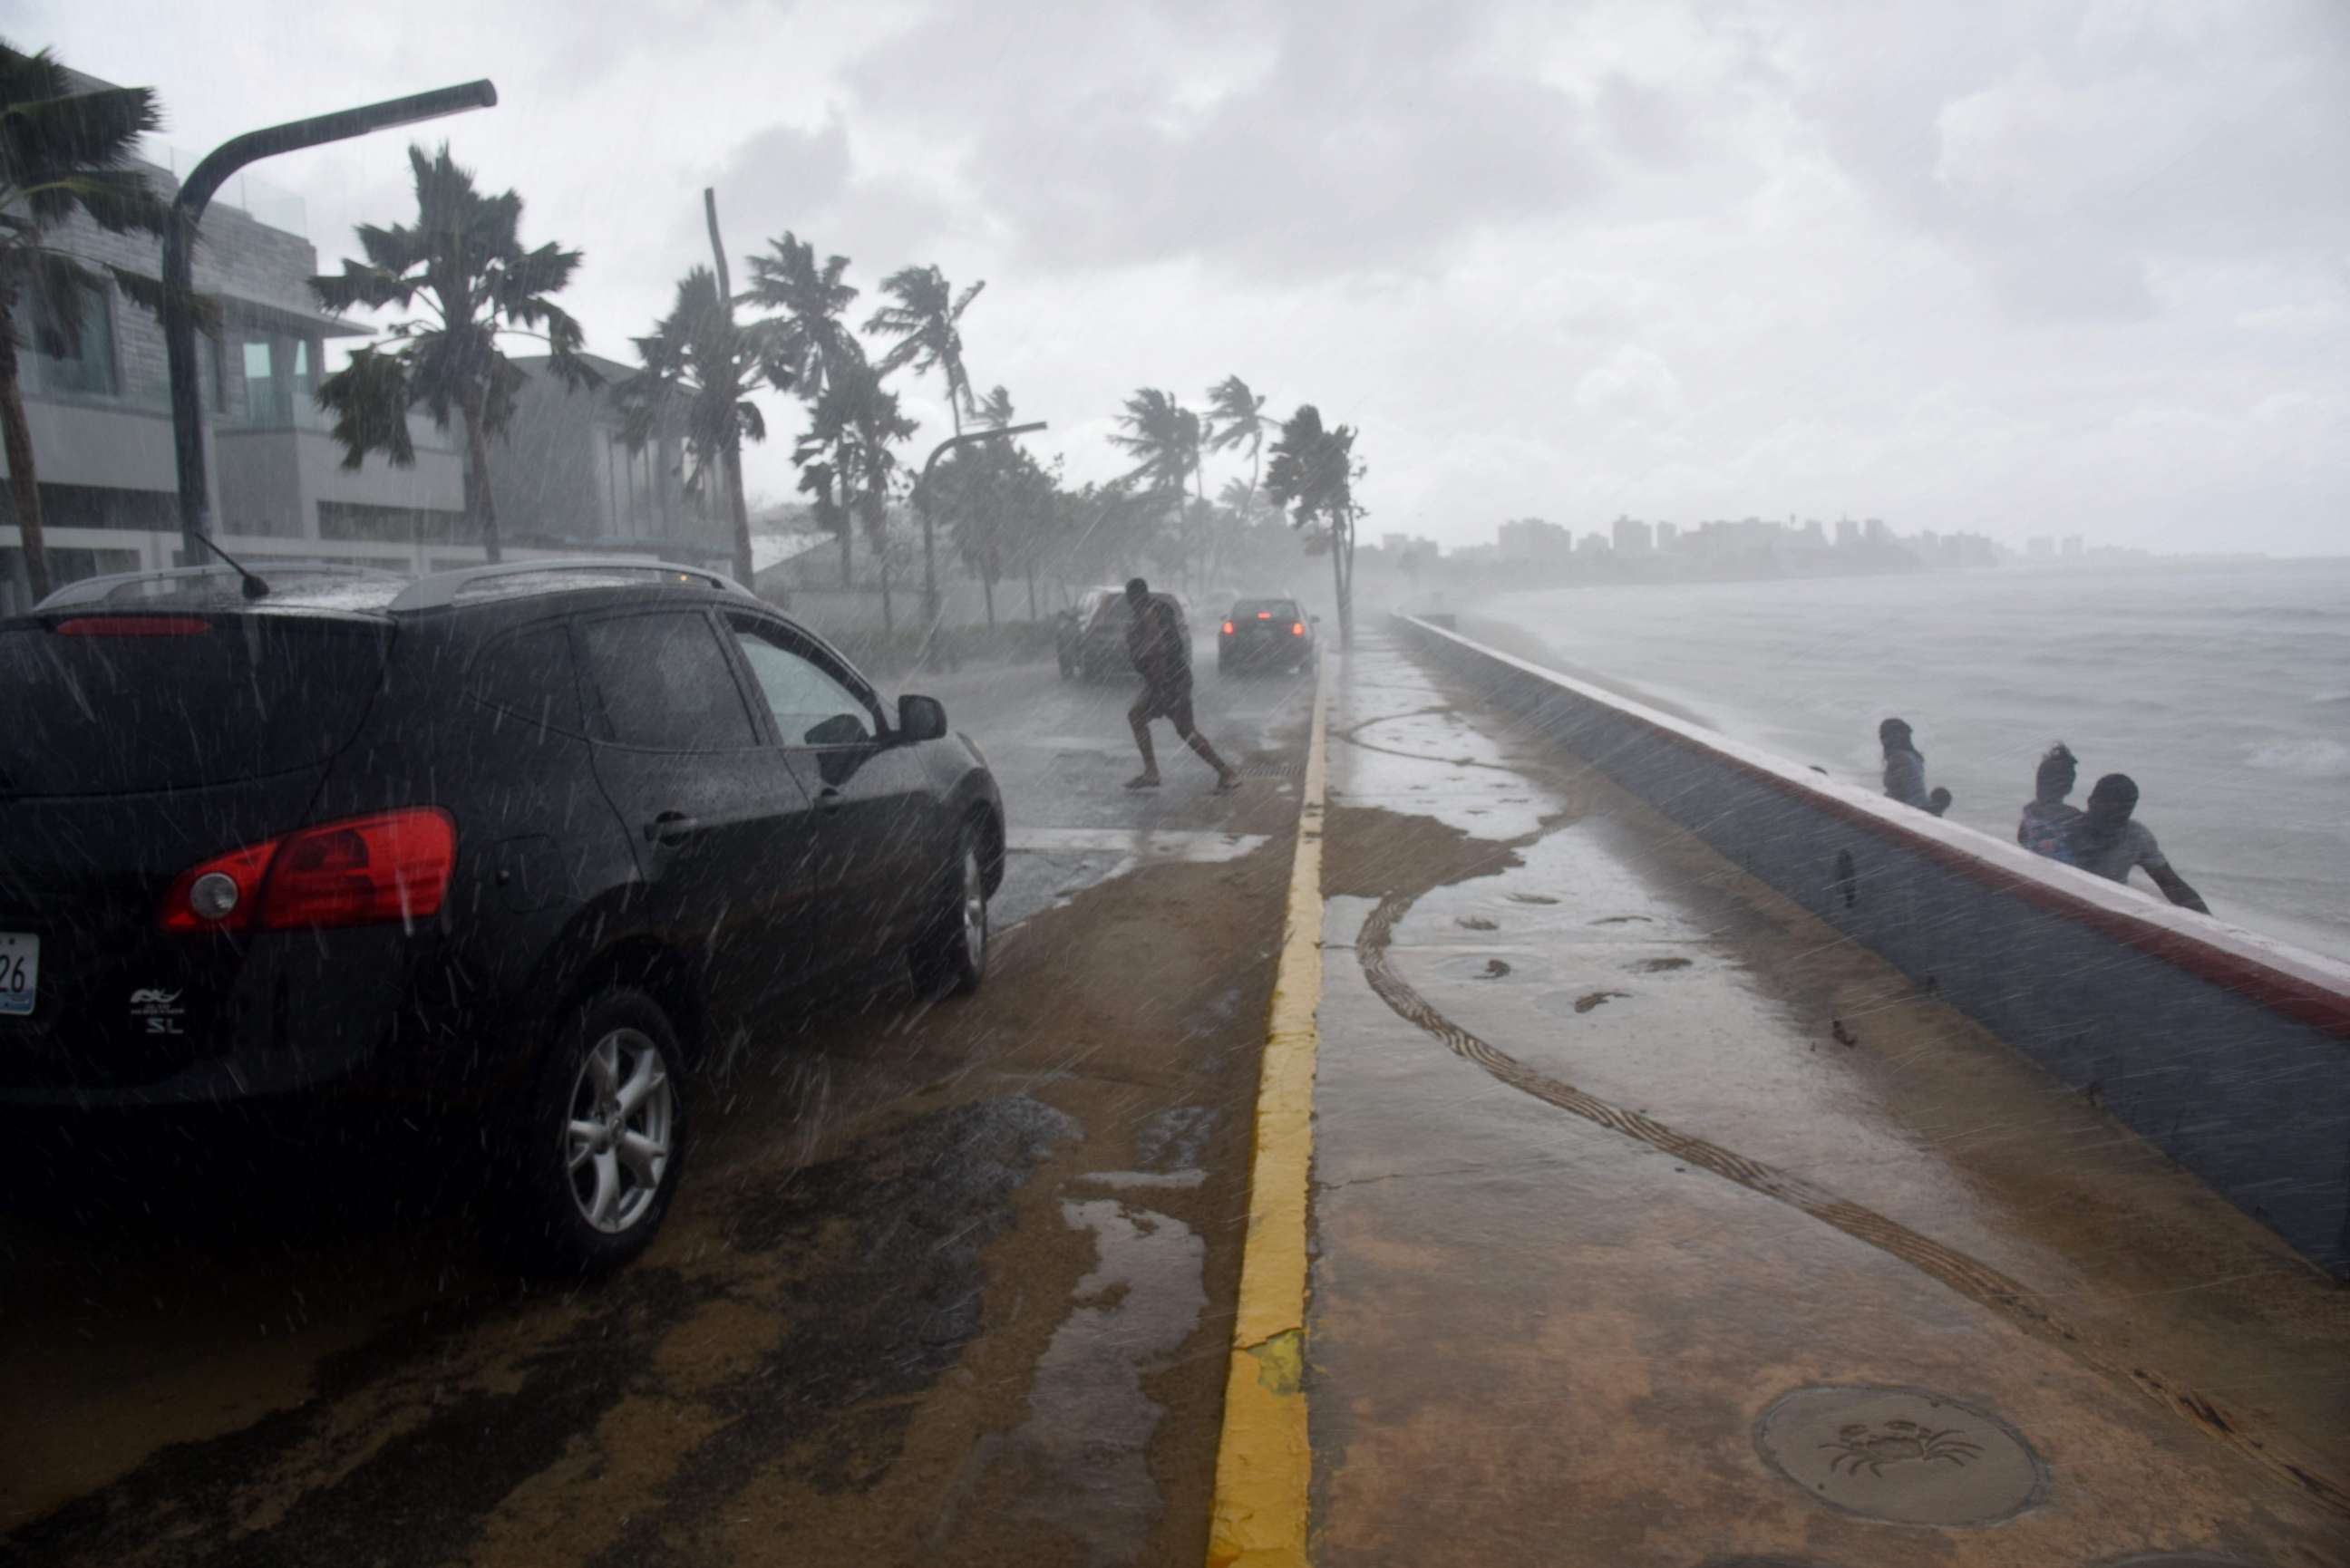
left=1222, top=620, right=1235, bottom=634
left=160, top=808, right=457, bottom=934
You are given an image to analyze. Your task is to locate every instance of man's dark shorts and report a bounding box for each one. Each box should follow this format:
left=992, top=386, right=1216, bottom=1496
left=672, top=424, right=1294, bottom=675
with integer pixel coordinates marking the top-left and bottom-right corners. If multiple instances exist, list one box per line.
left=1133, top=673, right=1196, bottom=735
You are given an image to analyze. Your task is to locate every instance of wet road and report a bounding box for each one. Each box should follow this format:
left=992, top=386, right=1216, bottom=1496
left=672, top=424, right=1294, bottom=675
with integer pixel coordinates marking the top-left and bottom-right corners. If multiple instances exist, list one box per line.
left=1307, top=629, right=2350, bottom=1567
left=1, top=654, right=1314, bottom=1568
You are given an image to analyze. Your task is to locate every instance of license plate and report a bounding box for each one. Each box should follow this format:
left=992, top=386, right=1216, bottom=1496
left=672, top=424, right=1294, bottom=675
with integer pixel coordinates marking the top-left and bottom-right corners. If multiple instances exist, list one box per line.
left=0, top=933, right=37, bottom=1017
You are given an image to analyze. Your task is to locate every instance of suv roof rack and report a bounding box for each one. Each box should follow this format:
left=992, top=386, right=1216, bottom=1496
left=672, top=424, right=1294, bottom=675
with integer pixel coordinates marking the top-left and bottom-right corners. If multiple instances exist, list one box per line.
left=34, top=561, right=400, bottom=610
left=386, top=557, right=752, bottom=612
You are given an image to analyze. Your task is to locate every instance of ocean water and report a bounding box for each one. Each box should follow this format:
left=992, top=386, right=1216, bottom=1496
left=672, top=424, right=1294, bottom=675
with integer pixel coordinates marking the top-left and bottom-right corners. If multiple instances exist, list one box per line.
left=1469, top=560, right=2350, bottom=960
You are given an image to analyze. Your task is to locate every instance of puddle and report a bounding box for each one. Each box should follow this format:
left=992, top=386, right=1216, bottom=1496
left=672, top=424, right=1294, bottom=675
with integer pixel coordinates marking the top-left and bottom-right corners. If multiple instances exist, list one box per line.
left=1005, top=1200, right=1207, bottom=1564
left=1005, top=828, right=1267, bottom=865
left=1633, top=956, right=1693, bottom=973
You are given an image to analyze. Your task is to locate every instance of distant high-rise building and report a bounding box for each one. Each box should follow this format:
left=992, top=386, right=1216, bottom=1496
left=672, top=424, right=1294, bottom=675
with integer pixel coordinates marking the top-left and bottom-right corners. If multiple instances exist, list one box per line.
left=1656, top=521, right=1679, bottom=550
left=1835, top=518, right=1860, bottom=548
left=1611, top=515, right=1653, bottom=554
left=1801, top=518, right=1826, bottom=546
left=1578, top=531, right=1610, bottom=556
left=2061, top=534, right=2085, bottom=557
left=2027, top=536, right=2054, bottom=559
left=1864, top=518, right=1889, bottom=545
left=1382, top=532, right=1410, bottom=555
left=1497, top=517, right=1574, bottom=563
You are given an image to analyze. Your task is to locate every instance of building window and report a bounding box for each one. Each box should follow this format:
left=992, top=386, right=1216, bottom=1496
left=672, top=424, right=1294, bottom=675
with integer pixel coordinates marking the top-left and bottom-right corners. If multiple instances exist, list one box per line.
left=238, top=331, right=317, bottom=426
left=32, top=283, right=118, bottom=398
left=316, top=500, right=465, bottom=544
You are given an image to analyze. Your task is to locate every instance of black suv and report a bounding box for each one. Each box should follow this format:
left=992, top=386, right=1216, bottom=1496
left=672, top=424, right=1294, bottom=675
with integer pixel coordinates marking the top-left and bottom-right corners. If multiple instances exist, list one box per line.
left=0, top=560, right=1004, bottom=1273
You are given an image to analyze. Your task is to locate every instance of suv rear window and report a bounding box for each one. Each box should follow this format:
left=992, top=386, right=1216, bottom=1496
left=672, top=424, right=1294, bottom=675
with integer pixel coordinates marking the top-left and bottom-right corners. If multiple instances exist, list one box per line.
left=1232, top=599, right=1298, bottom=620
left=0, top=614, right=393, bottom=797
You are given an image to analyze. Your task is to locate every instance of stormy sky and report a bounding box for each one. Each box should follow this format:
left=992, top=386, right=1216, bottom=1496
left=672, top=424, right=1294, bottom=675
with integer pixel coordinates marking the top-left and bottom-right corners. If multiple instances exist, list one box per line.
left=20, top=0, right=2349, bottom=554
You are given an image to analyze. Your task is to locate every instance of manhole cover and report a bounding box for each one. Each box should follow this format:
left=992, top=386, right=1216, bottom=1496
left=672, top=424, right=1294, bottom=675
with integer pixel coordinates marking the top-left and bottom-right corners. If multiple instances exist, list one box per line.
left=1755, top=1385, right=2044, bottom=1526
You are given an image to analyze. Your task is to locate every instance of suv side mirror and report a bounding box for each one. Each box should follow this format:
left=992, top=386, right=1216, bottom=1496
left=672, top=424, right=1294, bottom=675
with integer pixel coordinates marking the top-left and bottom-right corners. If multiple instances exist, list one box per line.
left=898, top=693, right=947, bottom=742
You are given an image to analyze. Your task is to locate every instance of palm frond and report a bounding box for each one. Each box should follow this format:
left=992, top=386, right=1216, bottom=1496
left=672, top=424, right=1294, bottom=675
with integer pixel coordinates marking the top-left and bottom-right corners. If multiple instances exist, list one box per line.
left=313, top=347, right=418, bottom=471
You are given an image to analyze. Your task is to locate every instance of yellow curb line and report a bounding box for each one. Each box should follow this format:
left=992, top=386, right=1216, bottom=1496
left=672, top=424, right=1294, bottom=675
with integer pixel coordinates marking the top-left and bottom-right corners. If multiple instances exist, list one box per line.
left=1206, top=650, right=1327, bottom=1568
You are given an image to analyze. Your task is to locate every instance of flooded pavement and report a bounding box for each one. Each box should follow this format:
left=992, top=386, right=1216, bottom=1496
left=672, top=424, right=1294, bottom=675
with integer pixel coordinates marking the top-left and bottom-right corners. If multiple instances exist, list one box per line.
left=1307, top=630, right=2350, bottom=1568
left=1, top=656, right=1309, bottom=1567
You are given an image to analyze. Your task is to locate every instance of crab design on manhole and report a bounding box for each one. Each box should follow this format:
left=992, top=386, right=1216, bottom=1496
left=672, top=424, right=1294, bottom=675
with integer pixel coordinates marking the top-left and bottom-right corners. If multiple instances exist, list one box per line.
left=1819, top=1418, right=1984, bottom=1477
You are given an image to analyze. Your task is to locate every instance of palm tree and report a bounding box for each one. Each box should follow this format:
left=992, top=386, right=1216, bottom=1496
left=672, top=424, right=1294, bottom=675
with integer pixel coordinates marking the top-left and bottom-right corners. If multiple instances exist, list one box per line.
left=800, top=356, right=915, bottom=629
left=864, top=264, right=982, bottom=435
left=745, top=233, right=864, bottom=585
left=613, top=266, right=791, bottom=587
left=1111, top=387, right=1208, bottom=588
left=0, top=46, right=175, bottom=602
left=309, top=143, right=596, bottom=564
left=745, top=232, right=860, bottom=401
left=970, top=383, right=1015, bottom=430
left=1203, top=375, right=1275, bottom=508
left=1264, top=403, right=1362, bottom=646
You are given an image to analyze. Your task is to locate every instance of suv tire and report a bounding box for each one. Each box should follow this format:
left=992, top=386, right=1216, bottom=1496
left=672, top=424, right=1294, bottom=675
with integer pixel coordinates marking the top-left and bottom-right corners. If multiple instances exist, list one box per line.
left=909, top=823, right=989, bottom=997
left=497, top=989, right=689, bottom=1276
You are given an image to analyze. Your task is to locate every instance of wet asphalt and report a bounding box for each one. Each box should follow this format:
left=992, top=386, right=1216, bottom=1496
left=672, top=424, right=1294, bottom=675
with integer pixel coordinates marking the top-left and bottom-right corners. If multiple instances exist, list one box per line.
left=1, top=652, right=1314, bottom=1568
left=1307, top=629, right=2350, bottom=1568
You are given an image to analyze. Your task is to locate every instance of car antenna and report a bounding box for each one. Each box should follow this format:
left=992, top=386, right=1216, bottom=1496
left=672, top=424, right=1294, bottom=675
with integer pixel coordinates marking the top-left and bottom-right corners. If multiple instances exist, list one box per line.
left=189, top=533, right=269, bottom=599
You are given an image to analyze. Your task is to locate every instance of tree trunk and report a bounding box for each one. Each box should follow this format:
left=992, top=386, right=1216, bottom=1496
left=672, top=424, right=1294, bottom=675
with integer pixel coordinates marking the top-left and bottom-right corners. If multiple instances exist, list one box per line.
left=838, top=507, right=852, bottom=588
left=1329, top=507, right=1352, bottom=650
left=723, top=439, right=755, bottom=589
left=878, top=557, right=894, bottom=634
left=461, top=392, right=502, bottom=565
left=0, top=327, right=53, bottom=604
left=1024, top=566, right=1037, bottom=622
left=981, top=568, right=995, bottom=628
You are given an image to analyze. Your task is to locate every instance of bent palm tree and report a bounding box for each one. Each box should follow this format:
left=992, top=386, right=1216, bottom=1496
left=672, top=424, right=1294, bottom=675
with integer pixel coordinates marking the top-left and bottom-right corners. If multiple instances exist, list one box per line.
left=746, top=234, right=864, bottom=584
left=309, top=143, right=596, bottom=564
left=1112, top=387, right=1208, bottom=587
left=746, top=232, right=859, bottom=401
left=1263, top=403, right=1362, bottom=646
left=865, top=264, right=982, bottom=435
left=800, top=356, right=915, bottom=628
left=614, top=266, right=791, bottom=587
left=1203, top=374, right=1274, bottom=509
left=970, top=383, right=1015, bottom=430
left=0, top=45, right=177, bottom=602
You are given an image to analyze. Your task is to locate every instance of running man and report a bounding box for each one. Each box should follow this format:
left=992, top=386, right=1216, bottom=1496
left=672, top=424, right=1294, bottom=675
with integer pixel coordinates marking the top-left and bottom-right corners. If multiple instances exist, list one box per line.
left=1122, top=576, right=1240, bottom=791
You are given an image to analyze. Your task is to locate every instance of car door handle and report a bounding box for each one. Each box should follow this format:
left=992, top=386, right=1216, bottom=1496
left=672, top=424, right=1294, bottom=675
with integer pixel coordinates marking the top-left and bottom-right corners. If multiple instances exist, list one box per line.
left=816, top=788, right=843, bottom=814
left=645, top=811, right=697, bottom=846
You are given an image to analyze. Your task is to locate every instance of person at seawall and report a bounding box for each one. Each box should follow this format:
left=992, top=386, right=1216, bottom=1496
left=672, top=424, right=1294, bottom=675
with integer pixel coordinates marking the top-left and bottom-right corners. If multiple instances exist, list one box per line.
left=2016, top=742, right=2081, bottom=859
left=1879, top=718, right=1949, bottom=817
left=2060, top=773, right=2209, bottom=913
left=1122, top=576, right=1240, bottom=793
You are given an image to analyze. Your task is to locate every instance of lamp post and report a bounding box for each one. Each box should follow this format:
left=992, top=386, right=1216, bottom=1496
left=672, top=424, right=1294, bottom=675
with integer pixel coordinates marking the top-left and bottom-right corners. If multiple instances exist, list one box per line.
left=164, top=81, right=499, bottom=561
left=913, top=420, right=1046, bottom=637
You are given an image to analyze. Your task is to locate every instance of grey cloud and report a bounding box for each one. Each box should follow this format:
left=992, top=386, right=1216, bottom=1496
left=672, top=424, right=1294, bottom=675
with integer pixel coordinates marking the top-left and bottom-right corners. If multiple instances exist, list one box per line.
left=842, top=0, right=1606, bottom=278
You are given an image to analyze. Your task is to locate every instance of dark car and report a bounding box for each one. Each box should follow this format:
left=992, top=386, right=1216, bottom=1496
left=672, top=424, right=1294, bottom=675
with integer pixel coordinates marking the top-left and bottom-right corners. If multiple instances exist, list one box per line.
left=1057, top=586, right=1190, bottom=681
left=0, top=559, right=1005, bottom=1273
left=1218, top=595, right=1316, bottom=673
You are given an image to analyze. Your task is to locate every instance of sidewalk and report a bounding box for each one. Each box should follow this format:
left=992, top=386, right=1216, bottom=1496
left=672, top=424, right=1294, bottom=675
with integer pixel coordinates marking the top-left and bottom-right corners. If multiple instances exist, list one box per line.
left=1298, top=629, right=2350, bottom=1567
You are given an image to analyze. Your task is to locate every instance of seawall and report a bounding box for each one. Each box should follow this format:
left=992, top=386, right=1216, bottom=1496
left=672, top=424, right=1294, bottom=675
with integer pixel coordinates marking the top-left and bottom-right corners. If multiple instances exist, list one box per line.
left=1395, top=613, right=2350, bottom=1277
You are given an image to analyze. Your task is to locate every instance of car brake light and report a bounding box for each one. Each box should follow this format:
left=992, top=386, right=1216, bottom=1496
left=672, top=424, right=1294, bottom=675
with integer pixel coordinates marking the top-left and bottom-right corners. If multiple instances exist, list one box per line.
left=1257, top=611, right=1273, bottom=619
left=1221, top=620, right=1235, bottom=634
left=160, top=808, right=456, bottom=933
left=55, top=616, right=211, bottom=636
left=1292, top=622, right=1305, bottom=635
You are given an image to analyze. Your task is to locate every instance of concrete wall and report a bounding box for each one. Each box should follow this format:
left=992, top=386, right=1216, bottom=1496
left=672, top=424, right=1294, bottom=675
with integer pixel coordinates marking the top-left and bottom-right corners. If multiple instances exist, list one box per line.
left=1394, top=614, right=2350, bottom=1278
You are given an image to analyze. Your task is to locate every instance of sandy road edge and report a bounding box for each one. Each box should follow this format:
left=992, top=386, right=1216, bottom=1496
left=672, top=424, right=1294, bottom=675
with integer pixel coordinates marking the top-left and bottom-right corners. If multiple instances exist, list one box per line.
left=1203, top=648, right=1326, bottom=1568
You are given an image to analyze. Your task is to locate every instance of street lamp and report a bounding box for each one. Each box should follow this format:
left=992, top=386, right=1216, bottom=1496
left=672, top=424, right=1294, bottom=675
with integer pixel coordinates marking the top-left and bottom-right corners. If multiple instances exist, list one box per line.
left=164, top=81, right=499, bottom=560
left=913, top=421, right=1047, bottom=636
